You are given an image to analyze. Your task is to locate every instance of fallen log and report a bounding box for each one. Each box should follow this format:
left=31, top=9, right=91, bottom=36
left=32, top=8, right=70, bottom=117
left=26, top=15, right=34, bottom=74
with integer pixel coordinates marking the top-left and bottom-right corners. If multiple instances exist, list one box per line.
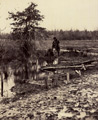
left=40, top=64, right=95, bottom=86
left=77, top=60, right=96, bottom=65
left=41, top=64, right=95, bottom=71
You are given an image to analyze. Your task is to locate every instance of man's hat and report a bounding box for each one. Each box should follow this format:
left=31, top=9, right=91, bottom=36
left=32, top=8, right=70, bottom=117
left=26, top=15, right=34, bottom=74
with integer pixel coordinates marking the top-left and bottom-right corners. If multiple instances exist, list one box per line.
left=53, top=37, right=57, bottom=40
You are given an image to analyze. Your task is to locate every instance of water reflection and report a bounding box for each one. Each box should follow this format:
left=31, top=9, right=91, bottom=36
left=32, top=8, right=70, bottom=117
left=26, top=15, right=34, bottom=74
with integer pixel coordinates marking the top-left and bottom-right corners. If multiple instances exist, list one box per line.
left=0, top=72, right=15, bottom=98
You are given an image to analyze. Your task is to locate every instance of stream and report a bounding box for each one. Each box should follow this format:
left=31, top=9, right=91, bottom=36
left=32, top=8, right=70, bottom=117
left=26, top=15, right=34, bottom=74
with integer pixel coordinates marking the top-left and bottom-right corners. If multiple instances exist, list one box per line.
left=0, top=69, right=15, bottom=98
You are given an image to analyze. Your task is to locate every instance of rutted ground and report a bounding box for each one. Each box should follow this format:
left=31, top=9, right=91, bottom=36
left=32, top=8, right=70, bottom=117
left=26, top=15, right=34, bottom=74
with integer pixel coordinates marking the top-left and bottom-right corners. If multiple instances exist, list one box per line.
left=0, top=71, right=98, bottom=120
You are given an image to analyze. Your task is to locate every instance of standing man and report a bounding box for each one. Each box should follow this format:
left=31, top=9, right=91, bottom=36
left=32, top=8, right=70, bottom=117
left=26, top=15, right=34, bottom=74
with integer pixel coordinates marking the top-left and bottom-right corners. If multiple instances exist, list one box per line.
left=52, top=37, right=60, bottom=56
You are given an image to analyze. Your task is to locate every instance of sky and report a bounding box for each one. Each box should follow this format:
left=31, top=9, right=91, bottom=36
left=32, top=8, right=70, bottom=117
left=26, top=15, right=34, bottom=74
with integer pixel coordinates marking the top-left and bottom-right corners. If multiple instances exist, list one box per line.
left=0, top=0, right=98, bottom=33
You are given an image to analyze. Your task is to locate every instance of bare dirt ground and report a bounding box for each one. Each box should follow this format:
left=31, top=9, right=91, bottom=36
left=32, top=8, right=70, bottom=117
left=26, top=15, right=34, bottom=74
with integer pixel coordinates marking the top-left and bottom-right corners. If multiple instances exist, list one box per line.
left=0, top=69, right=98, bottom=120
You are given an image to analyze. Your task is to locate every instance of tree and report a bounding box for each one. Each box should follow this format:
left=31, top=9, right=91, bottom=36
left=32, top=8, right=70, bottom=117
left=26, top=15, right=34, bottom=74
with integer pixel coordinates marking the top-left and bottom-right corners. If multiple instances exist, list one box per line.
left=8, top=2, right=44, bottom=80
left=8, top=2, right=44, bottom=40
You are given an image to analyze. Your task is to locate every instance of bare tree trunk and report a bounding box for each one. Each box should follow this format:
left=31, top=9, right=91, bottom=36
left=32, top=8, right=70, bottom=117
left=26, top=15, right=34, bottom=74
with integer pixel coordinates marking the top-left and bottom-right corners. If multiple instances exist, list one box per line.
left=25, top=62, right=29, bottom=79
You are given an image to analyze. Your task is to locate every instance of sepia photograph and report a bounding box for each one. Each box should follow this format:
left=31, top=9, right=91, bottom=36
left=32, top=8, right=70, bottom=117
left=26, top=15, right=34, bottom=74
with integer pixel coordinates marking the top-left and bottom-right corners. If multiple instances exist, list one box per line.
left=0, top=0, right=98, bottom=119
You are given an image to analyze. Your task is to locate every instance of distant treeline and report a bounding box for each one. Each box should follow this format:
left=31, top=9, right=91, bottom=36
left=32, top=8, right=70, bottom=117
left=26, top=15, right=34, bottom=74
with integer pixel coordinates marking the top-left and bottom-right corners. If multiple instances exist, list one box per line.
left=0, top=29, right=98, bottom=40
left=48, top=30, right=98, bottom=40
left=0, top=33, right=12, bottom=39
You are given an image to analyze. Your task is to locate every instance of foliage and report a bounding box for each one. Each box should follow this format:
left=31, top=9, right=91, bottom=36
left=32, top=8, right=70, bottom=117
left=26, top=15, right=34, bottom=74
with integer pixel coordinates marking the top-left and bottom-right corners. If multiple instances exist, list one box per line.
left=8, top=2, right=44, bottom=40
left=48, top=29, right=98, bottom=40
left=0, top=29, right=98, bottom=40
left=0, top=33, right=12, bottom=39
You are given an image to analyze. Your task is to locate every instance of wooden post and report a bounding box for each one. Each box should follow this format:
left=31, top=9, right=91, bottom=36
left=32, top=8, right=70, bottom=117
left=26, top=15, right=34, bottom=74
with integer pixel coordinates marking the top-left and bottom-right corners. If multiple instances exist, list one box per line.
left=45, top=77, right=48, bottom=89
left=82, top=64, right=86, bottom=70
left=35, top=59, right=39, bottom=80
left=67, top=72, right=70, bottom=83
left=55, top=70, right=58, bottom=87
left=44, top=72, right=49, bottom=89
left=1, top=72, right=3, bottom=97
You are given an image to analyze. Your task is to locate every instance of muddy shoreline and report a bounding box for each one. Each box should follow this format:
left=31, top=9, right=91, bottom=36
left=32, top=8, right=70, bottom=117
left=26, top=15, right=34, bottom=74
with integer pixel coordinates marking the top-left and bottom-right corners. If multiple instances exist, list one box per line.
left=0, top=68, right=98, bottom=120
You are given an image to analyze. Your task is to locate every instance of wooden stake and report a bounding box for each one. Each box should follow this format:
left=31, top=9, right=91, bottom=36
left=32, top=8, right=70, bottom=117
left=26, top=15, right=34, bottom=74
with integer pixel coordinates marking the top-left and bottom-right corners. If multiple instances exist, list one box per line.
left=35, top=59, right=39, bottom=80
left=67, top=72, right=70, bottom=83
left=1, top=72, right=3, bottom=97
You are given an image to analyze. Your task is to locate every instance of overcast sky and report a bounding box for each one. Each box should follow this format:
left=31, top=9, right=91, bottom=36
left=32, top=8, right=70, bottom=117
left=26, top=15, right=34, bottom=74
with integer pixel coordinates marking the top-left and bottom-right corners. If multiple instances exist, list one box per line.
left=0, top=0, right=98, bottom=33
